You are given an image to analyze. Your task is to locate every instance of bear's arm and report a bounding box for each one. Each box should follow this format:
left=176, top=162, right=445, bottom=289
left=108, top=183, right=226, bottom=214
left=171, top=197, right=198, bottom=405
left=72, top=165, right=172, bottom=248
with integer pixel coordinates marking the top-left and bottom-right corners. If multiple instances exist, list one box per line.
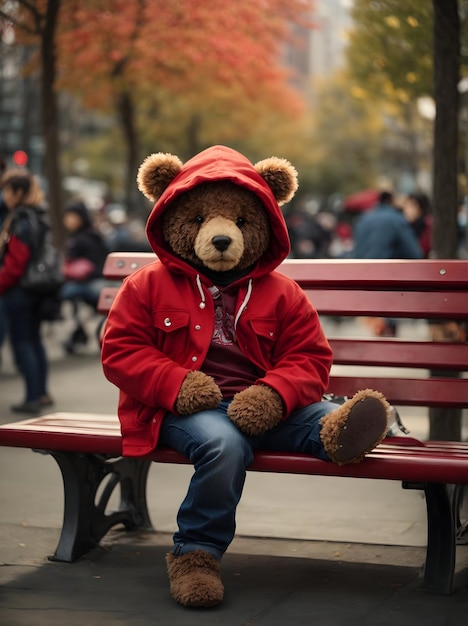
left=101, top=277, right=188, bottom=412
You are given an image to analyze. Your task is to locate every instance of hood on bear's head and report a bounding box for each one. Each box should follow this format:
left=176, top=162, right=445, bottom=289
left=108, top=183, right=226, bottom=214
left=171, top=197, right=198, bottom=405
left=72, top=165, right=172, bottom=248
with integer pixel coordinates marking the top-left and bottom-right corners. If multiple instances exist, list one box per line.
left=144, top=145, right=292, bottom=279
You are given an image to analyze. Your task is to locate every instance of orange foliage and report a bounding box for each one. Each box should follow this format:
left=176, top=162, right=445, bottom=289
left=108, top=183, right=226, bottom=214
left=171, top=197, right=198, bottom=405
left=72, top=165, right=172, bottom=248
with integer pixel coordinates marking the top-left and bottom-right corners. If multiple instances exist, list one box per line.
left=56, top=0, right=313, bottom=115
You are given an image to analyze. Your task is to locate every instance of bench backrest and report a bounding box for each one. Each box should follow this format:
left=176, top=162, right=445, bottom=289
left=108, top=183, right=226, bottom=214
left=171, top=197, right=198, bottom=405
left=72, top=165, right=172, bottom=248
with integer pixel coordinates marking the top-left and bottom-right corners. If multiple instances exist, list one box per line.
left=99, top=254, right=468, bottom=410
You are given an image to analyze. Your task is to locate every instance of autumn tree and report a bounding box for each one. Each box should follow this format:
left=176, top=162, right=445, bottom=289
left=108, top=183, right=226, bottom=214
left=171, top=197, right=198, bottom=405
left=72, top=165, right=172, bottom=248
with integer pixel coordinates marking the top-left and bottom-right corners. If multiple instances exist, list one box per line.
left=347, top=0, right=433, bottom=99
left=346, top=0, right=465, bottom=261
left=56, top=0, right=313, bottom=213
left=2, top=0, right=314, bottom=222
left=1, top=0, right=65, bottom=246
left=346, top=2, right=433, bottom=187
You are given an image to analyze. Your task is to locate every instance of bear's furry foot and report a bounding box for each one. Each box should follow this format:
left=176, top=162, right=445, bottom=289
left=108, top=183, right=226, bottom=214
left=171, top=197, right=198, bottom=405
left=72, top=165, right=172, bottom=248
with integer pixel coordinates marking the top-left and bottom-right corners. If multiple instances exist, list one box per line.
left=166, top=550, right=224, bottom=607
left=320, top=389, right=390, bottom=465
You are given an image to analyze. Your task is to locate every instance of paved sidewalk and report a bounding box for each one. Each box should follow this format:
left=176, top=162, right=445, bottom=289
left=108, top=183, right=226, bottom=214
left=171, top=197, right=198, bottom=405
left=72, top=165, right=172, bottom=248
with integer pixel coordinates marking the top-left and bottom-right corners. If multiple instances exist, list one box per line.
left=1, top=316, right=467, bottom=624
left=1, top=525, right=467, bottom=625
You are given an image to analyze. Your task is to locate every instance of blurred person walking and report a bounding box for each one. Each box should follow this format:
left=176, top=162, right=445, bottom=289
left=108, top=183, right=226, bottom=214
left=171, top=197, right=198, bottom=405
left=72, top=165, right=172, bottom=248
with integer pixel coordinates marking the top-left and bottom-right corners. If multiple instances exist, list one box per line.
left=60, top=201, right=109, bottom=353
left=352, top=191, right=423, bottom=260
left=352, top=190, right=422, bottom=337
left=0, top=169, right=54, bottom=413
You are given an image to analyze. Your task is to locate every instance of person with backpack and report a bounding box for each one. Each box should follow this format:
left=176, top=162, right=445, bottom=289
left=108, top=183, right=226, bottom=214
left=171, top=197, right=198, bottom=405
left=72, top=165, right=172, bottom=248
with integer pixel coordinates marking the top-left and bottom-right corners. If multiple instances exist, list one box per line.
left=0, top=169, right=54, bottom=413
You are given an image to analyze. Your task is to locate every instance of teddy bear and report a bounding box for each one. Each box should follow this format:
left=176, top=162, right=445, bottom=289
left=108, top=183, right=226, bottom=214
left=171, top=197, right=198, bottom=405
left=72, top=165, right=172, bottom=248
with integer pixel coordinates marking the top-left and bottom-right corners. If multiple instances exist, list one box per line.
left=101, top=145, right=390, bottom=608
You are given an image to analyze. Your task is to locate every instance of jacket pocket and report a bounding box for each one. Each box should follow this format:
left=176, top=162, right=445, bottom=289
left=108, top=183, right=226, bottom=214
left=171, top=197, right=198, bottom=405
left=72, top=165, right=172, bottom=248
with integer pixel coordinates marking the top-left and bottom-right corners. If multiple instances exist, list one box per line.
left=249, top=317, right=277, bottom=341
left=152, top=309, right=190, bottom=360
left=153, top=309, right=189, bottom=332
left=247, top=317, right=277, bottom=362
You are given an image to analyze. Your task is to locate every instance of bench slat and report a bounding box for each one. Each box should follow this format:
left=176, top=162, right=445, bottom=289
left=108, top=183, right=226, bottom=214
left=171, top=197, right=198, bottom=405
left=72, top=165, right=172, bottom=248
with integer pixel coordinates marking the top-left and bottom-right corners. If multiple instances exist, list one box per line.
left=98, top=285, right=468, bottom=319
left=329, top=339, right=468, bottom=371
left=243, top=449, right=468, bottom=483
left=103, top=254, right=468, bottom=289
left=148, top=446, right=468, bottom=484
left=1, top=414, right=467, bottom=486
left=277, top=258, right=468, bottom=289
left=307, top=289, right=468, bottom=319
left=328, top=375, right=468, bottom=407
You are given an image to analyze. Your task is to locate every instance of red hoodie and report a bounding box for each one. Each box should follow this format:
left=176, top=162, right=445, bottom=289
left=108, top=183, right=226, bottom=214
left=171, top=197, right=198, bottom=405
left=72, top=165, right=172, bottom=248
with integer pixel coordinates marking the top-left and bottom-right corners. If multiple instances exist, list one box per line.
left=101, top=146, right=332, bottom=456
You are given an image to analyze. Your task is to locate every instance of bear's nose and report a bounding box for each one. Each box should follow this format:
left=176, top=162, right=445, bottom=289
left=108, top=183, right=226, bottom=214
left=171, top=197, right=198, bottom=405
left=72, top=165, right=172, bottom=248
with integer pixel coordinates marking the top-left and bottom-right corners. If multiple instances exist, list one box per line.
left=212, top=235, right=232, bottom=252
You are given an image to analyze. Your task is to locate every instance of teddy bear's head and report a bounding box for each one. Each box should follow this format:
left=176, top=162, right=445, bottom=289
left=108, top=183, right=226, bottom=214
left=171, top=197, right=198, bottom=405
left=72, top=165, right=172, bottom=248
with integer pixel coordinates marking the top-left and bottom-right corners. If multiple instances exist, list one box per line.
left=137, top=145, right=298, bottom=274
left=160, top=181, right=272, bottom=272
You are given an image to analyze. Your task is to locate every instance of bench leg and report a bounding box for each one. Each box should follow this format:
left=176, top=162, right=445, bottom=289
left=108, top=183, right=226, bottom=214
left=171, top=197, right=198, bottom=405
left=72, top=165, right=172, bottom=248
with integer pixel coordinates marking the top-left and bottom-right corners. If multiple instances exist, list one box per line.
left=403, top=481, right=456, bottom=595
left=35, top=450, right=153, bottom=562
left=452, top=484, right=468, bottom=545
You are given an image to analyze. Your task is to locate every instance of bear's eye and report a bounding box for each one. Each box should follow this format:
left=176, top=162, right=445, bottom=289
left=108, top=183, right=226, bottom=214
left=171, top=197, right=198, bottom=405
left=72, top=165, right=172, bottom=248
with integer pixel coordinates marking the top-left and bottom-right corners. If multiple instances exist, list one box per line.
left=195, top=215, right=205, bottom=225
left=236, top=217, right=245, bottom=228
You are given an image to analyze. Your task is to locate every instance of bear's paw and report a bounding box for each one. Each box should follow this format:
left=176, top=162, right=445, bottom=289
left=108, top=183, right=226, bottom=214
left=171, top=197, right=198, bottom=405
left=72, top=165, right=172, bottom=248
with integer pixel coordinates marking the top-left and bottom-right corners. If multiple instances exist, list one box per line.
left=227, top=385, right=283, bottom=436
left=176, top=370, right=222, bottom=415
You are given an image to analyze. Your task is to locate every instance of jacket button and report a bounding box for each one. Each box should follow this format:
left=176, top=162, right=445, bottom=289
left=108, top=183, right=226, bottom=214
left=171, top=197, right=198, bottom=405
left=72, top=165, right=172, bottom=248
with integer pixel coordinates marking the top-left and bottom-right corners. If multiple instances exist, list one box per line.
left=195, top=325, right=201, bottom=330
left=164, top=317, right=171, bottom=327
left=192, top=356, right=198, bottom=362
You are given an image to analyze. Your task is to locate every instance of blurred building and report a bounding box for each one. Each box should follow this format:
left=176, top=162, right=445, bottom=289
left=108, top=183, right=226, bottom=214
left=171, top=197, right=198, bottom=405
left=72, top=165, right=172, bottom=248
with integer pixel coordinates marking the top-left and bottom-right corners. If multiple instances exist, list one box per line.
left=284, top=0, right=353, bottom=99
left=0, top=26, right=43, bottom=172
left=310, top=0, right=353, bottom=81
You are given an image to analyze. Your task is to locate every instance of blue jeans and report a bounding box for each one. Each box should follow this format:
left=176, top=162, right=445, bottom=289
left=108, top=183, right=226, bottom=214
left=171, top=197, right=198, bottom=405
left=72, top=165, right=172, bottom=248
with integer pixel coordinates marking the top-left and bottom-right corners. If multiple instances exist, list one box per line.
left=60, top=278, right=107, bottom=311
left=159, top=399, right=337, bottom=560
left=4, top=285, right=48, bottom=402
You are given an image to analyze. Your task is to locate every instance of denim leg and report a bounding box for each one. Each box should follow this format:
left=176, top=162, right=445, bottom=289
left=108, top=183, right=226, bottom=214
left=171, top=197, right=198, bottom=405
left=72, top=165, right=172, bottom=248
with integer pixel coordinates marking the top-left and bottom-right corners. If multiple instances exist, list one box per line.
left=60, top=279, right=104, bottom=310
left=31, top=315, right=48, bottom=396
left=4, top=287, right=45, bottom=402
left=249, top=401, right=339, bottom=461
left=159, top=402, right=254, bottom=560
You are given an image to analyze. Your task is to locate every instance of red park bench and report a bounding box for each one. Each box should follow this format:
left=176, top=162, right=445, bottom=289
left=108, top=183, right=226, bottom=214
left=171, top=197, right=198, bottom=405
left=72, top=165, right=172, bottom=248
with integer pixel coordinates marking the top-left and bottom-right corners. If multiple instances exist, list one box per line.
left=0, top=254, right=467, bottom=595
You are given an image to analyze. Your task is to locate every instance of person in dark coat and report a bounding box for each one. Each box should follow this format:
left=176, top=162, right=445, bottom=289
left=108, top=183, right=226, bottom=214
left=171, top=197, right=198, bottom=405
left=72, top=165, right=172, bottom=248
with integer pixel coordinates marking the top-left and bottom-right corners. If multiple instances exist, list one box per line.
left=0, top=168, right=53, bottom=413
left=60, top=201, right=109, bottom=353
left=352, top=191, right=423, bottom=260
left=351, top=191, right=422, bottom=337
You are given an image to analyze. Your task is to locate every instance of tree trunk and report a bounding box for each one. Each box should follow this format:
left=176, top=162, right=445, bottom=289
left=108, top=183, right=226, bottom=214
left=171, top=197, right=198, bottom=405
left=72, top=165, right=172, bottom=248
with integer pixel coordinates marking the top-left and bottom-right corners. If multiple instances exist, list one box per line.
left=117, top=90, right=141, bottom=216
left=430, top=1, right=462, bottom=440
left=431, top=0, right=460, bottom=259
left=40, top=0, right=65, bottom=248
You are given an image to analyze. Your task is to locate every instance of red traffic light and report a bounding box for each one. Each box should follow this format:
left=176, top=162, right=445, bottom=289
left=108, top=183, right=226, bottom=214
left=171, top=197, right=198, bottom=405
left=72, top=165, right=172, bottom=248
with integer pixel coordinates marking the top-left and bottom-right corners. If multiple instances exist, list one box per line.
left=12, top=150, right=28, bottom=167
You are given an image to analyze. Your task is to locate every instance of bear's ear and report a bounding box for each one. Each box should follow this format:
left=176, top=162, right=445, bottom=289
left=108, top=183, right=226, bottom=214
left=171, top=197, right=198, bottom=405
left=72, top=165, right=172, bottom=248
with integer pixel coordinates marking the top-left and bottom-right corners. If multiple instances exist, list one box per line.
left=137, top=153, right=184, bottom=202
left=254, top=157, right=298, bottom=205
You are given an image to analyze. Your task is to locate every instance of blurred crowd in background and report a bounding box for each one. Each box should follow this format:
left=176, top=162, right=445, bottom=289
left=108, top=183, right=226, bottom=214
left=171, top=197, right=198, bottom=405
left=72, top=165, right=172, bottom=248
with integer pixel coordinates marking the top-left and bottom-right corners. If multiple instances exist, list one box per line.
left=284, top=188, right=467, bottom=262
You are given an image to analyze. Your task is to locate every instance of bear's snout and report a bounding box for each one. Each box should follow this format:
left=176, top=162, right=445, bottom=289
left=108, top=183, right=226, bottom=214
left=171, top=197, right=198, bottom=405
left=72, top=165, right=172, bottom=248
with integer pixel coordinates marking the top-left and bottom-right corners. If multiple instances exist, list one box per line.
left=212, top=235, right=232, bottom=252
left=194, top=215, right=244, bottom=271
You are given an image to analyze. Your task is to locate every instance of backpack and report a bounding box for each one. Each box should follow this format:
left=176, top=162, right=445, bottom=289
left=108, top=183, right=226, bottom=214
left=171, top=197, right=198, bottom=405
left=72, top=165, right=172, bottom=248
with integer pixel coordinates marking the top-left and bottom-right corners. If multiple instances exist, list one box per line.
left=19, top=208, right=64, bottom=297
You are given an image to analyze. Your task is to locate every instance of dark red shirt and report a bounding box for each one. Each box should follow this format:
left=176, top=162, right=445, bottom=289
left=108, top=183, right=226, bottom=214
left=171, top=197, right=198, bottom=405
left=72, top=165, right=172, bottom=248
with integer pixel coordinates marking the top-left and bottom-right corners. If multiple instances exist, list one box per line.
left=202, top=284, right=263, bottom=398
